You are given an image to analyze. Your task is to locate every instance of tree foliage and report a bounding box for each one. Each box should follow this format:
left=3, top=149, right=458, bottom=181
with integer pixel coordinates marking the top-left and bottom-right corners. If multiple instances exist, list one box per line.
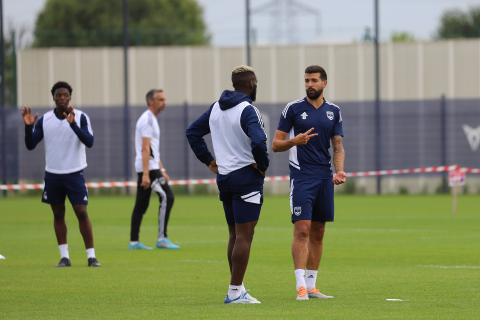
left=391, top=31, right=415, bottom=42
left=436, top=6, right=480, bottom=39
left=33, top=0, right=210, bottom=47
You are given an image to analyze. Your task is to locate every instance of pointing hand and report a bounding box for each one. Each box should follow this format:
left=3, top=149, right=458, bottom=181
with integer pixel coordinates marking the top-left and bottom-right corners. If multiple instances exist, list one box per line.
left=294, top=127, right=318, bottom=146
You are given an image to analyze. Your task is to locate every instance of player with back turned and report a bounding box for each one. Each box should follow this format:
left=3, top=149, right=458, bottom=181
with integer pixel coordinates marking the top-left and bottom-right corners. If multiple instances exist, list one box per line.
left=186, top=66, right=269, bottom=304
left=22, top=81, right=101, bottom=267
left=272, top=65, right=346, bottom=300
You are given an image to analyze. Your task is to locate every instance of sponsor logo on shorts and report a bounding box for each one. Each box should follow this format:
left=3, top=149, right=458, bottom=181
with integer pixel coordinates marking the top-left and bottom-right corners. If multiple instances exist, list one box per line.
left=327, top=111, right=334, bottom=120
left=294, top=206, right=301, bottom=216
left=159, top=177, right=167, bottom=185
left=43, top=191, right=48, bottom=200
left=83, top=196, right=88, bottom=201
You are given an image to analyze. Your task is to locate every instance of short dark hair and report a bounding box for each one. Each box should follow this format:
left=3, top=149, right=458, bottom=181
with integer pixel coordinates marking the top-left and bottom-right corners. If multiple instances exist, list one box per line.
left=51, top=81, right=72, bottom=97
left=305, top=65, right=327, bottom=81
left=231, top=65, right=256, bottom=89
left=145, top=89, right=163, bottom=105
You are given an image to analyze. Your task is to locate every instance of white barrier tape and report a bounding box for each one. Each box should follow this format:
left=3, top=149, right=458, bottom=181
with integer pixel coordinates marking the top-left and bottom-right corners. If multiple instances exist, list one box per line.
left=1, top=165, right=478, bottom=190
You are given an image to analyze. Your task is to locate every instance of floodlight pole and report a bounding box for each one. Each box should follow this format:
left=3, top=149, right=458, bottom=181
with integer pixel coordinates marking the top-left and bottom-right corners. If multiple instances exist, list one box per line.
left=246, top=0, right=251, bottom=66
left=123, top=0, right=130, bottom=193
left=0, top=0, right=6, bottom=196
left=374, top=0, right=381, bottom=195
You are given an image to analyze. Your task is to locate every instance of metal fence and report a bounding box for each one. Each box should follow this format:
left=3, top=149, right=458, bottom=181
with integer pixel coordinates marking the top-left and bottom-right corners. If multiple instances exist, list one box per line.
left=1, top=97, right=479, bottom=185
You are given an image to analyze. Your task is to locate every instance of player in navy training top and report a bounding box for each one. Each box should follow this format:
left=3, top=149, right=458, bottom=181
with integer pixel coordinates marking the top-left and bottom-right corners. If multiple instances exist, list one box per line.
left=272, top=65, right=346, bottom=300
left=23, top=81, right=101, bottom=267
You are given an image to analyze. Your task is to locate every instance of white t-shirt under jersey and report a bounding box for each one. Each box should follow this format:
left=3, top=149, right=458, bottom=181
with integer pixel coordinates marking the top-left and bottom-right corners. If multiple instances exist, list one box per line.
left=134, top=109, right=160, bottom=173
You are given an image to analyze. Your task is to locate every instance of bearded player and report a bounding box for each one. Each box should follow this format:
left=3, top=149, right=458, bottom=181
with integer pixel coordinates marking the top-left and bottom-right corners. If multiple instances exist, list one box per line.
left=272, top=65, right=346, bottom=300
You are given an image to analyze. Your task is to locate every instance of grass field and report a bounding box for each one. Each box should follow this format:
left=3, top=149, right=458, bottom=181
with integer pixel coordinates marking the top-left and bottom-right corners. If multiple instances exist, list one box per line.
left=1, top=194, right=479, bottom=319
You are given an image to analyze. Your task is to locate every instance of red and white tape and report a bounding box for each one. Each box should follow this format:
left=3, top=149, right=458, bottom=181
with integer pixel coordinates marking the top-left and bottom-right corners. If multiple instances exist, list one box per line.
left=1, top=165, right=479, bottom=191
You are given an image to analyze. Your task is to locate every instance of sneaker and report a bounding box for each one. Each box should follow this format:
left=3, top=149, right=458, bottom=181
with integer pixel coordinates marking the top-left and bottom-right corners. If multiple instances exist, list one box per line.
left=244, top=291, right=261, bottom=303
left=55, top=257, right=71, bottom=267
left=128, top=242, right=153, bottom=250
left=297, top=286, right=309, bottom=300
left=156, top=238, right=180, bottom=249
left=224, top=292, right=261, bottom=304
left=88, top=257, right=102, bottom=267
left=307, top=288, right=334, bottom=299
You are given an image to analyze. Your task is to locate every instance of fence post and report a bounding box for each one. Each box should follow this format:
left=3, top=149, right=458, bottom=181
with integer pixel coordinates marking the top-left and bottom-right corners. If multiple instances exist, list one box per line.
left=184, top=101, right=190, bottom=195
left=441, top=95, right=447, bottom=194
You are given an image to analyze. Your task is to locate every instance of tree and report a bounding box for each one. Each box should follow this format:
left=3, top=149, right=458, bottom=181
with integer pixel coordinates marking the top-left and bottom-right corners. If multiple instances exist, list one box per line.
left=436, top=6, right=480, bottom=39
left=391, top=31, right=415, bottom=42
left=33, top=0, right=210, bottom=47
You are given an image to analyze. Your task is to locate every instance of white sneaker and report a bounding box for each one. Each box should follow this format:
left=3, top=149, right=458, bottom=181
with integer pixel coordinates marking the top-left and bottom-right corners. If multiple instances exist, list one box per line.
left=297, top=286, right=309, bottom=300
left=244, top=291, right=261, bottom=303
left=307, top=288, right=334, bottom=299
left=224, top=292, right=261, bottom=304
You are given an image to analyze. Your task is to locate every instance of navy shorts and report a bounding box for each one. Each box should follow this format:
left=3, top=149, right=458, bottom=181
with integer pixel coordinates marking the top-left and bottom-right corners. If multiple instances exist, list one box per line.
left=42, top=171, right=89, bottom=206
left=290, top=179, right=334, bottom=222
left=219, top=189, right=263, bottom=226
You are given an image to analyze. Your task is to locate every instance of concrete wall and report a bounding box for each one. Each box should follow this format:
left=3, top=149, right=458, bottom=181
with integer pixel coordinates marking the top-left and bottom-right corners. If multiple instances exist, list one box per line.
left=17, top=39, right=480, bottom=108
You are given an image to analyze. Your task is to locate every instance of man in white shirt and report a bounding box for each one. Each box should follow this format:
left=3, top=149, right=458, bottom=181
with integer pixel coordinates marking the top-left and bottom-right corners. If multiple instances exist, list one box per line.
left=129, top=89, right=179, bottom=250
left=23, top=81, right=101, bottom=267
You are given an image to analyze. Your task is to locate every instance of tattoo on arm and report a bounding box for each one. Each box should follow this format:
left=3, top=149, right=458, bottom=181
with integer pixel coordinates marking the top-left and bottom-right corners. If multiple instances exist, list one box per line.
left=332, top=135, right=345, bottom=173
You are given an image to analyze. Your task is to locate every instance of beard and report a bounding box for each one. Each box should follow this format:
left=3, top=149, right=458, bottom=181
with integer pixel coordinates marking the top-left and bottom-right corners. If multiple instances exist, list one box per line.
left=250, top=86, right=257, bottom=102
left=306, top=87, right=323, bottom=100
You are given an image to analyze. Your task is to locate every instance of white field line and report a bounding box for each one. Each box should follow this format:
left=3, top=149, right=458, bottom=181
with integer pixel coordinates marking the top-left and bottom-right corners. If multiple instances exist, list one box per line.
left=421, top=235, right=480, bottom=239
left=169, top=225, right=443, bottom=233
left=174, top=240, right=228, bottom=244
left=178, top=259, right=226, bottom=263
left=417, top=265, right=480, bottom=269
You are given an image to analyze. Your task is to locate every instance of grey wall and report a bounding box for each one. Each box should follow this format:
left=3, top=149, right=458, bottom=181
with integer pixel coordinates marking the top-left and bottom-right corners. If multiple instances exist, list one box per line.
left=17, top=39, right=480, bottom=108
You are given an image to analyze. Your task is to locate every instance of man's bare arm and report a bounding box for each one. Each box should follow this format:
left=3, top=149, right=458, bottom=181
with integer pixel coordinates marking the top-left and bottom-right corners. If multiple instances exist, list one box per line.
left=331, top=135, right=346, bottom=185
left=331, top=135, right=345, bottom=173
left=272, top=128, right=318, bottom=153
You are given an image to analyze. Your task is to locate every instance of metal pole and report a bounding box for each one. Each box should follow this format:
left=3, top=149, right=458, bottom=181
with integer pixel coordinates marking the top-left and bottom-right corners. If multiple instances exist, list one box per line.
left=123, top=0, right=130, bottom=194
left=0, top=0, right=7, bottom=195
left=441, top=95, right=447, bottom=194
left=184, top=101, right=190, bottom=195
left=246, top=0, right=251, bottom=66
left=374, top=0, right=381, bottom=195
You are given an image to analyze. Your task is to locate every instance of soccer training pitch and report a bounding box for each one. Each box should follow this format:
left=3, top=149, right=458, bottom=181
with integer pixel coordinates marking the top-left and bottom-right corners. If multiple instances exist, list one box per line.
left=1, top=194, right=479, bottom=319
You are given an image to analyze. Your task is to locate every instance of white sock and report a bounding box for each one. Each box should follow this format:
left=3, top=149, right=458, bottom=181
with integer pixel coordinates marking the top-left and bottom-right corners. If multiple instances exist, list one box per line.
left=58, top=244, right=69, bottom=259
left=86, top=248, right=95, bottom=259
left=130, top=241, right=139, bottom=246
left=157, top=237, right=165, bottom=242
left=295, top=269, right=306, bottom=290
left=305, top=270, right=318, bottom=291
left=241, top=282, right=247, bottom=294
left=228, top=285, right=242, bottom=299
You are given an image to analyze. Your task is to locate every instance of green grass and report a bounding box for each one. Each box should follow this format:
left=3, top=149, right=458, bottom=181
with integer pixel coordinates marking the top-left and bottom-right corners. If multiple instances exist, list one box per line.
left=1, top=194, right=479, bottom=319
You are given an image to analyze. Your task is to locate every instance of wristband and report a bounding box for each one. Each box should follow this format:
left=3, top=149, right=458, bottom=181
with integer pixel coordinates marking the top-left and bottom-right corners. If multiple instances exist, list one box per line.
left=161, top=168, right=166, bottom=172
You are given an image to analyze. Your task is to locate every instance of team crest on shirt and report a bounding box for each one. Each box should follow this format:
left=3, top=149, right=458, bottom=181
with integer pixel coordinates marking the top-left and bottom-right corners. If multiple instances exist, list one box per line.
left=301, top=112, right=308, bottom=120
left=294, top=207, right=302, bottom=216
left=326, top=111, right=334, bottom=120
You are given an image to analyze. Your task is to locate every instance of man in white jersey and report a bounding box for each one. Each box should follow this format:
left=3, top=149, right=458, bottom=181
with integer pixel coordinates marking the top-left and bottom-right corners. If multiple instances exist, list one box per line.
left=23, top=81, right=101, bottom=267
left=129, top=89, right=179, bottom=250
left=187, top=66, right=269, bottom=304
left=272, top=65, right=346, bottom=300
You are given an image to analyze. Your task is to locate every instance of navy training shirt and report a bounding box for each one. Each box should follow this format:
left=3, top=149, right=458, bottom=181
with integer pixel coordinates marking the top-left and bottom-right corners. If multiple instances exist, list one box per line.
left=277, top=97, right=343, bottom=179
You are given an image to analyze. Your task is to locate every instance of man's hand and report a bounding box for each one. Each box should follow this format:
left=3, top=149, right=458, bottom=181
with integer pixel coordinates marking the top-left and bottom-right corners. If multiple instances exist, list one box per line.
left=293, top=128, right=318, bottom=146
left=140, top=172, right=151, bottom=190
left=251, top=163, right=265, bottom=179
left=208, top=160, right=218, bottom=174
left=63, top=106, right=75, bottom=124
left=22, top=106, right=38, bottom=126
left=162, top=171, right=170, bottom=183
left=332, top=171, right=346, bottom=185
